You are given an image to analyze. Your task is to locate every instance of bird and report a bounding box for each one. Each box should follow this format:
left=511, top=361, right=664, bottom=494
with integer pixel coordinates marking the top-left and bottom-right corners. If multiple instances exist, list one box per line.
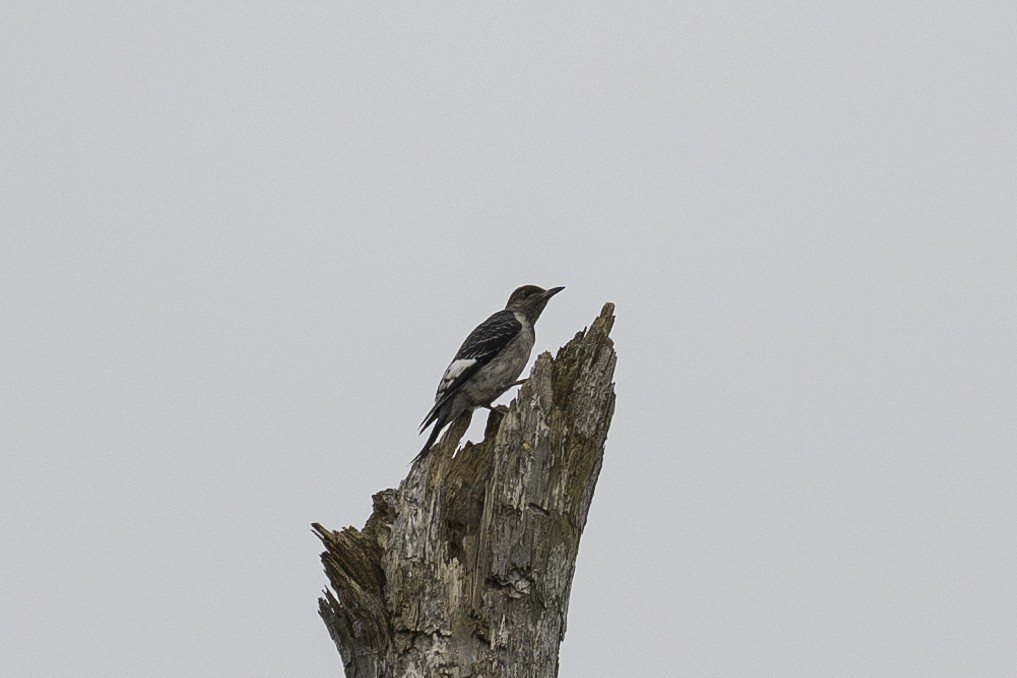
left=416, top=284, right=565, bottom=462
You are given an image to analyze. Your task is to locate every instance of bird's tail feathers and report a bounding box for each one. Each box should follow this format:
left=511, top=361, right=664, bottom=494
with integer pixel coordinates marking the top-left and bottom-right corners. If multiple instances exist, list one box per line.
left=419, top=408, right=437, bottom=433
left=415, top=399, right=453, bottom=463
left=414, top=416, right=445, bottom=463
left=419, top=389, right=458, bottom=433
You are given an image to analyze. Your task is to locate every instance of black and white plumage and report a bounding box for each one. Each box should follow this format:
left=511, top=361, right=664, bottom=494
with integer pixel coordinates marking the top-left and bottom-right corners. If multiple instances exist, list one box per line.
left=416, top=284, right=565, bottom=461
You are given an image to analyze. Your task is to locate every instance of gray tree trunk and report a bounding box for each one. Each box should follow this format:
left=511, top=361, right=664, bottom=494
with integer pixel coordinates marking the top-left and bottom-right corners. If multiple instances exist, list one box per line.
left=313, top=303, right=617, bottom=678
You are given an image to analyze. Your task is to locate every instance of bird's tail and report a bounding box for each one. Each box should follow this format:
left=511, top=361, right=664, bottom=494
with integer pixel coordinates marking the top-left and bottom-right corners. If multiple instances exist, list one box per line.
left=414, top=409, right=447, bottom=463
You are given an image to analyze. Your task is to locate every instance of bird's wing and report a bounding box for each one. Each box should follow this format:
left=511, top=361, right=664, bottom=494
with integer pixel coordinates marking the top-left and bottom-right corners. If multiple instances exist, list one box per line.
left=419, top=310, right=522, bottom=431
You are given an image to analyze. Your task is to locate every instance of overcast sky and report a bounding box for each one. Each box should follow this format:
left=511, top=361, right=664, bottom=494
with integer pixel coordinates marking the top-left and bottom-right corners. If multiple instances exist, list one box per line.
left=2, top=3, right=1016, bottom=677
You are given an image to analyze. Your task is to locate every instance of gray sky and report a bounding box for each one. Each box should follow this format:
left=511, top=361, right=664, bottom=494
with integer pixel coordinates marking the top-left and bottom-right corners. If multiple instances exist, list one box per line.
left=2, top=3, right=1015, bottom=676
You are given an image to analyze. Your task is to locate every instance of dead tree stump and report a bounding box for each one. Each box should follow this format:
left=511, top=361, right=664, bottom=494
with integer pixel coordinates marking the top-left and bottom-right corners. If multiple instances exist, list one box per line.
left=313, top=303, right=617, bottom=677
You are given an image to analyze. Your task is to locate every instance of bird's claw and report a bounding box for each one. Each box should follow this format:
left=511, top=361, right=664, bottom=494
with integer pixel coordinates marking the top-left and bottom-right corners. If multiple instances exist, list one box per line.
left=481, top=403, right=510, bottom=414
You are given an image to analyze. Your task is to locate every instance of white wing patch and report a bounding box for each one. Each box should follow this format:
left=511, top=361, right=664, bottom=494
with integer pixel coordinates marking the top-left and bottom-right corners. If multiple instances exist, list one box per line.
left=439, top=358, right=477, bottom=392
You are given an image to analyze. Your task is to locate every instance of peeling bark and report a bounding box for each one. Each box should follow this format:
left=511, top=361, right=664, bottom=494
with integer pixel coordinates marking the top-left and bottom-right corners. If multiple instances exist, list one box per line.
left=313, top=303, right=617, bottom=677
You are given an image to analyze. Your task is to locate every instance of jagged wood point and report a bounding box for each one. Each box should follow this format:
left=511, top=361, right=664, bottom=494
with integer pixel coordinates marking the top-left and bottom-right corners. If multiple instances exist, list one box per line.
left=313, top=303, right=617, bottom=677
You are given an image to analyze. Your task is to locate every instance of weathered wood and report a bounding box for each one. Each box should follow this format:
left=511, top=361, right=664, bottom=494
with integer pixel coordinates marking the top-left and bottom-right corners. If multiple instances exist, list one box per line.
left=313, top=303, right=617, bottom=677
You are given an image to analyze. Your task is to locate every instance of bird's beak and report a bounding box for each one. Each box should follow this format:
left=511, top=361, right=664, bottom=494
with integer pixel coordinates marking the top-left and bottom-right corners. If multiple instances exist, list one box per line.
left=545, top=286, right=565, bottom=298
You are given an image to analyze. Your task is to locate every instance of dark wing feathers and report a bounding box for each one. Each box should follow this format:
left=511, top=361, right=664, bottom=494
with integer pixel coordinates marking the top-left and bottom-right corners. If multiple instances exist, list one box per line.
left=453, top=310, right=522, bottom=361
left=419, top=310, right=521, bottom=431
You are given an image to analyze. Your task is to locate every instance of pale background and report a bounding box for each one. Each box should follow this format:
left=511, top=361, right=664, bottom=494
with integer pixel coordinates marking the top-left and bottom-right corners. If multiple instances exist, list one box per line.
left=2, top=3, right=1016, bottom=676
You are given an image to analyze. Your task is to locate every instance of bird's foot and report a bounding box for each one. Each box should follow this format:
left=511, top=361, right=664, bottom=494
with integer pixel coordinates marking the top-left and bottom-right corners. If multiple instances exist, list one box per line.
left=481, top=403, right=510, bottom=414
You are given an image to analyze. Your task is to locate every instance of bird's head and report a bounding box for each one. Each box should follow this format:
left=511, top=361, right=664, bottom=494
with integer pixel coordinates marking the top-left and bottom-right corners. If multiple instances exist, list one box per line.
left=505, top=284, right=565, bottom=322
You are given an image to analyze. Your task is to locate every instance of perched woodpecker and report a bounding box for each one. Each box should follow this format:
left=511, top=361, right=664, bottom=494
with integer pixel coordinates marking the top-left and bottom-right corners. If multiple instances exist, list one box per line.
left=416, top=285, right=565, bottom=461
